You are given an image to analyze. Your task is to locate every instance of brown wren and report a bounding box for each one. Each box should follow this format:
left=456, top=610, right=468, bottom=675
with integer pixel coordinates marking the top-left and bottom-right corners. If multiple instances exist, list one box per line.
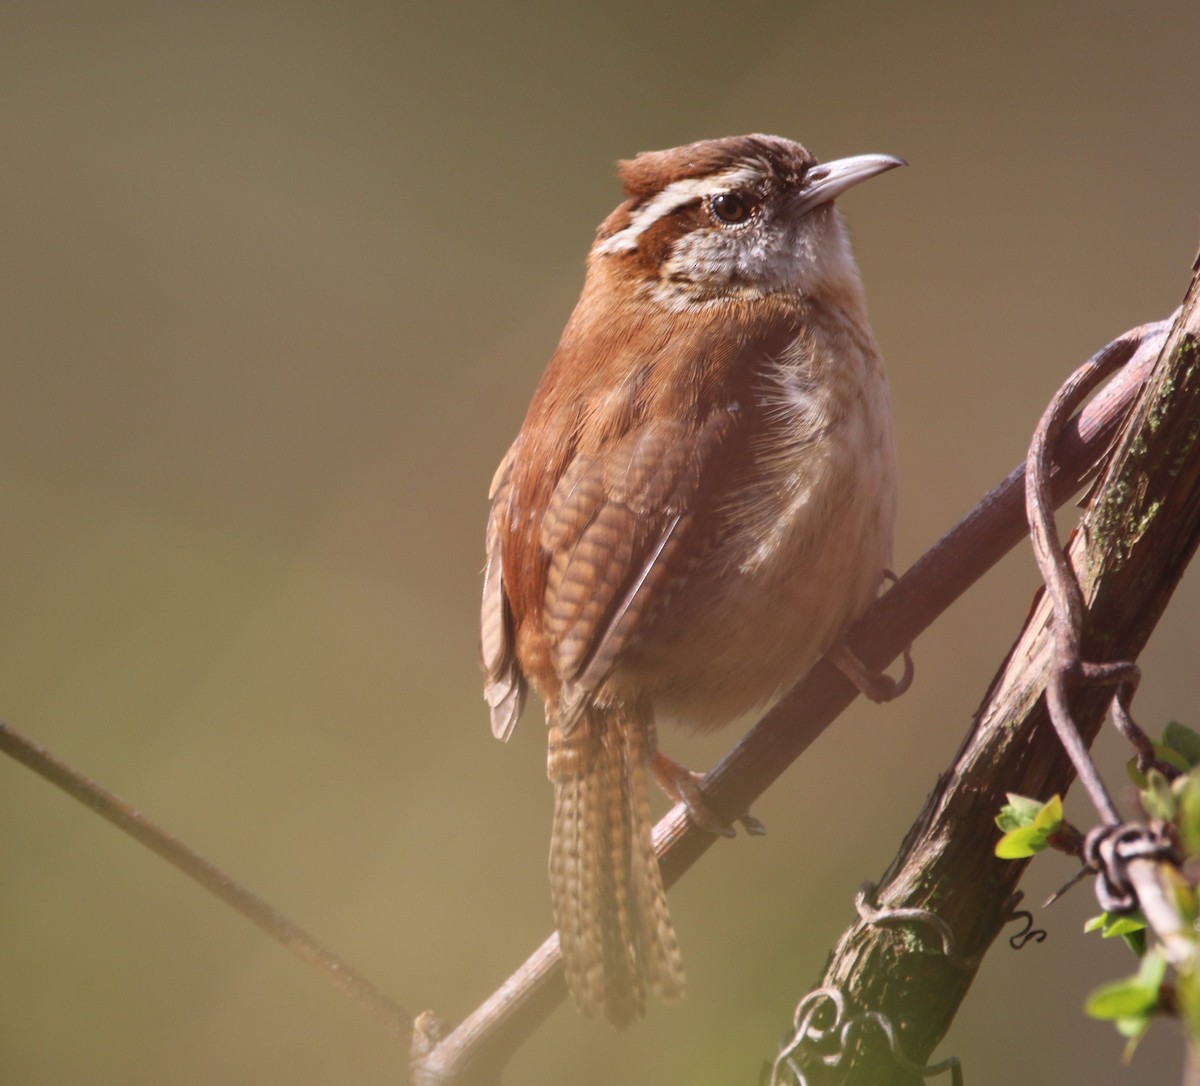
left=480, top=134, right=904, bottom=1026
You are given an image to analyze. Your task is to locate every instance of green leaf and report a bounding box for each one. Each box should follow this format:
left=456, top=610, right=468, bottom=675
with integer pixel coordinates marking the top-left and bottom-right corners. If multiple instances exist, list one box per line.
left=1166, top=867, right=1200, bottom=927
left=1084, top=911, right=1150, bottom=954
left=1033, top=794, right=1064, bottom=832
left=995, top=825, right=1046, bottom=859
left=1174, top=961, right=1200, bottom=1048
left=1106, top=917, right=1150, bottom=939
left=1086, top=953, right=1166, bottom=1053
left=995, top=795, right=1063, bottom=858
left=1121, top=928, right=1149, bottom=958
left=1127, top=741, right=1189, bottom=785
left=1116, top=1014, right=1152, bottom=1040
left=1164, top=721, right=1200, bottom=768
left=1138, top=949, right=1168, bottom=989
left=1083, top=911, right=1148, bottom=939
left=1086, top=978, right=1158, bottom=1020
left=1086, top=952, right=1165, bottom=1020
left=1141, top=768, right=1176, bottom=821
left=1177, top=771, right=1200, bottom=856
left=995, top=793, right=1045, bottom=831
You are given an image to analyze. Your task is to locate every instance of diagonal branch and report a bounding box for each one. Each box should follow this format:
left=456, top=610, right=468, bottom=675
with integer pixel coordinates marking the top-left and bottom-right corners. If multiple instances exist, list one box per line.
left=413, top=315, right=1173, bottom=1085
left=0, top=721, right=413, bottom=1039
left=771, top=254, right=1200, bottom=1085
left=0, top=308, right=1181, bottom=1086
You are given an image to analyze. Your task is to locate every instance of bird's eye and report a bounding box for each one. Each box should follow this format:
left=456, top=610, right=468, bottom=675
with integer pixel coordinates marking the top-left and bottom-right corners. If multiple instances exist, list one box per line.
left=709, top=192, right=755, bottom=225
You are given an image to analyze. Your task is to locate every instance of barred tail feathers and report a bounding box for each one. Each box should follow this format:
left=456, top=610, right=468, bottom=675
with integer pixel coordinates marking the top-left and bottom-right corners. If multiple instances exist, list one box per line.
left=547, top=706, right=685, bottom=1027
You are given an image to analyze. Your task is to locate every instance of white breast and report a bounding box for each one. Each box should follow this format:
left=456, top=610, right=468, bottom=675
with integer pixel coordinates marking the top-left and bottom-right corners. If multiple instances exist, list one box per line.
left=648, top=305, right=898, bottom=731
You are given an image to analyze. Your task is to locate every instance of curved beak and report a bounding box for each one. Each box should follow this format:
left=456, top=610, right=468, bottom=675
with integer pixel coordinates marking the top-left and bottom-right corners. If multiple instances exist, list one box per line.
left=792, top=153, right=906, bottom=216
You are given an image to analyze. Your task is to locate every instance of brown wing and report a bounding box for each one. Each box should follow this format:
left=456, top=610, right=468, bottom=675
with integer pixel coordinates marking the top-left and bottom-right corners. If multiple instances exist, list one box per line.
left=481, top=445, right=526, bottom=740
left=540, top=405, right=742, bottom=730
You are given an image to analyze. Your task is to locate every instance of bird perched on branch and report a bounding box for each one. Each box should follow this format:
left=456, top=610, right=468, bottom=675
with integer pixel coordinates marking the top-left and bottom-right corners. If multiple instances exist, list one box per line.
left=481, top=133, right=905, bottom=1026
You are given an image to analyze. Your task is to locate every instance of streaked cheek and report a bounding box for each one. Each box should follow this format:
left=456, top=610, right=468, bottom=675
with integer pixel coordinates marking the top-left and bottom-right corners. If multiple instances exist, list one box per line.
left=662, top=230, right=741, bottom=284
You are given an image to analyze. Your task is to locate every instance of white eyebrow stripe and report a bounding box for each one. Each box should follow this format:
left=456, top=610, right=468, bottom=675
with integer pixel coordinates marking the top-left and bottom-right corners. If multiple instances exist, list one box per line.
left=595, top=164, right=760, bottom=255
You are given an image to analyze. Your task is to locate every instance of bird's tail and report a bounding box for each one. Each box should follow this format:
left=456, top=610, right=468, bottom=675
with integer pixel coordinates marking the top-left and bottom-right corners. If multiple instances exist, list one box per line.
left=547, top=704, right=685, bottom=1027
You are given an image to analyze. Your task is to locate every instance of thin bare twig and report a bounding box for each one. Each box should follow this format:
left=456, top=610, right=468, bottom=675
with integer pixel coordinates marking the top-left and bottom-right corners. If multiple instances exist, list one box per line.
left=0, top=721, right=412, bottom=1039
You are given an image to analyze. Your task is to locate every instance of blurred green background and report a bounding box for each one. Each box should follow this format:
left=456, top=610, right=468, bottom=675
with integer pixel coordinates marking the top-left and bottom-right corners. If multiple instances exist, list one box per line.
left=1, top=2, right=1198, bottom=1083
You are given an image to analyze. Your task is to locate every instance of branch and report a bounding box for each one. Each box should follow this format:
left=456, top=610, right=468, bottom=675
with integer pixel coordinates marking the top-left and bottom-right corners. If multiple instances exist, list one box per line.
left=769, top=254, right=1200, bottom=1085
left=0, top=308, right=1179, bottom=1086
left=414, top=315, right=1173, bottom=1085
left=0, top=721, right=412, bottom=1040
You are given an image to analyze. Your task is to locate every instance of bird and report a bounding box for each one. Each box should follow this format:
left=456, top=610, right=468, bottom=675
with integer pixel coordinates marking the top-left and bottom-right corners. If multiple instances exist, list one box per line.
left=480, top=134, right=904, bottom=1027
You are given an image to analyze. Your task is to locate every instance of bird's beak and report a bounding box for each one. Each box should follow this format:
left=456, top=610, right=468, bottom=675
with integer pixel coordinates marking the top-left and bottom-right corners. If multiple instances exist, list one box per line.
left=791, top=153, right=906, bottom=216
